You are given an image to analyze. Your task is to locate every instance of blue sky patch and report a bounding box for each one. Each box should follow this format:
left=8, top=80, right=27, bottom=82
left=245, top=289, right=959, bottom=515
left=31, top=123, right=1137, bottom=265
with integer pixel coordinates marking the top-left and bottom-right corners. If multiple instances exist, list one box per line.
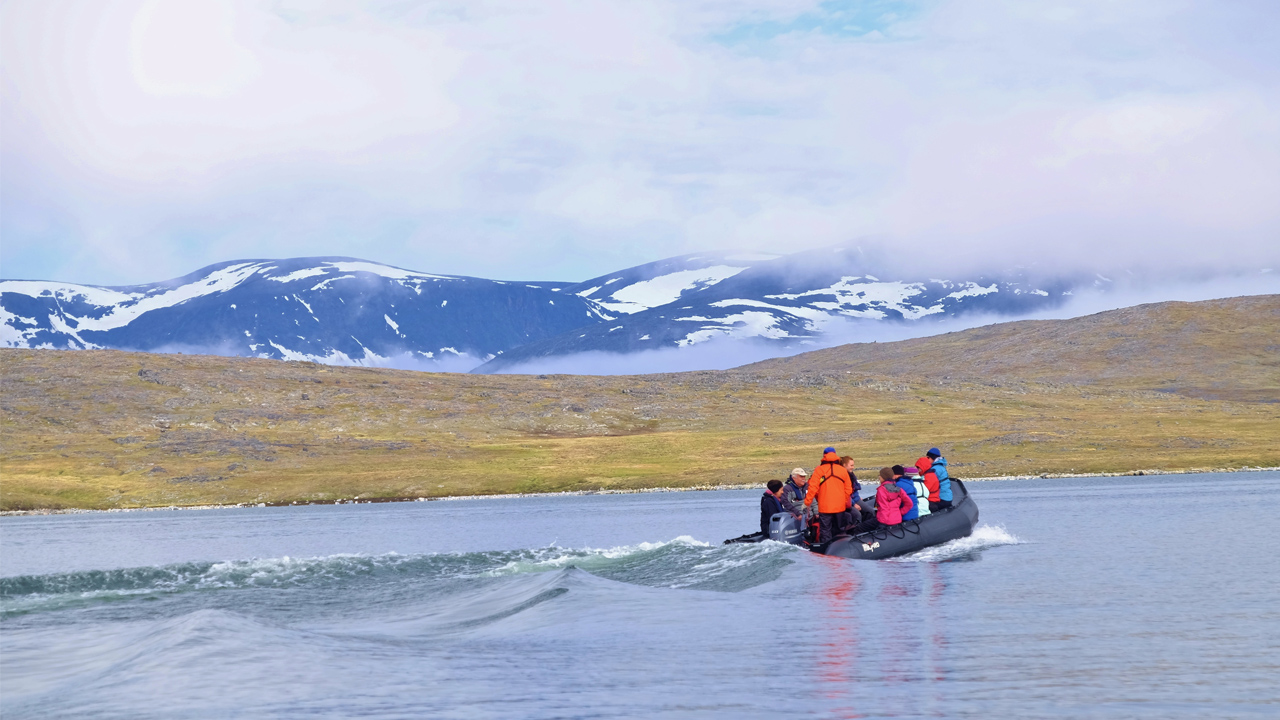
left=711, top=0, right=927, bottom=47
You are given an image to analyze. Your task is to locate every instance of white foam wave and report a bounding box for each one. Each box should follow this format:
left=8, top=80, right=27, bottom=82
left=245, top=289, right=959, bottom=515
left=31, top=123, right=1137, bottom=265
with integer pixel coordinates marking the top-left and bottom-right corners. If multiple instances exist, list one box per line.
left=482, top=536, right=712, bottom=577
left=0, top=553, right=419, bottom=615
left=199, top=553, right=405, bottom=587
left=887, top=525, right=1022, bottom=563
left=4, top=536, right=795, bottom=616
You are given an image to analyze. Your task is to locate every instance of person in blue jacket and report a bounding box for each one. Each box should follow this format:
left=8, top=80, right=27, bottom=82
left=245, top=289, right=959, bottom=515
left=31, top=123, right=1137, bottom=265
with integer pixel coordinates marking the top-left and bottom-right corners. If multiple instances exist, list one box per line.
left=926, top=447, right=953, bottom=510
left=890, top=465, right=920, bottom=521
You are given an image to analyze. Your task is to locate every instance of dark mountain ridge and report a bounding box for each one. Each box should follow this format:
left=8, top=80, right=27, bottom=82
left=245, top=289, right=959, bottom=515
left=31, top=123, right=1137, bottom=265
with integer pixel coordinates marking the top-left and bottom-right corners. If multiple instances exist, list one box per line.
left=2, top=246, right=1130, bottom=371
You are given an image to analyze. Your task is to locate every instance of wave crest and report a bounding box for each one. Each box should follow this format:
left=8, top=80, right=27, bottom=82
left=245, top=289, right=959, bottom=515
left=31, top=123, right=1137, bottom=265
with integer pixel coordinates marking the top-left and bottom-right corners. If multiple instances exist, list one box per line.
left=888, top=525, right=1023, bottom=562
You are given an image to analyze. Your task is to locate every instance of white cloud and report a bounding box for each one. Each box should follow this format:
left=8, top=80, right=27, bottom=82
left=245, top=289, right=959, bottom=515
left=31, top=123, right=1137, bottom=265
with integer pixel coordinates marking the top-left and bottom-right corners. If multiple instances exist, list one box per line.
left=2, top=0, right=1277, bottom=285
left=130, top=0, right=261, bottom=98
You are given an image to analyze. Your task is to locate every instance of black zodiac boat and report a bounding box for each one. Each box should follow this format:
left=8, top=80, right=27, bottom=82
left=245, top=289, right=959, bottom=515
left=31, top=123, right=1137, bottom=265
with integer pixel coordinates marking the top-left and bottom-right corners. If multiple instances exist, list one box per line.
left=725, top=479, right=979, bottom=560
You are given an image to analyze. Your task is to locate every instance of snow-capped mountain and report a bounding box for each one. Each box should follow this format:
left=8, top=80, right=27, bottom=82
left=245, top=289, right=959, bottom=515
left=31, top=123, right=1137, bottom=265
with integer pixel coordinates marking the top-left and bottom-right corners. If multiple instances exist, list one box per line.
left=0, top=258, right=606, bottom=365
left=475, top=247, right=1073, bottom=371
left=2, top=248, right=1079, bottom=371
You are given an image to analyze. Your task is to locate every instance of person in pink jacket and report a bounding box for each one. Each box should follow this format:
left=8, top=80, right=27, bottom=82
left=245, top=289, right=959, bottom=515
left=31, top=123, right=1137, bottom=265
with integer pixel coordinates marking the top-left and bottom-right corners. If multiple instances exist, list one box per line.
left=874, top=467, right=914, bottom=526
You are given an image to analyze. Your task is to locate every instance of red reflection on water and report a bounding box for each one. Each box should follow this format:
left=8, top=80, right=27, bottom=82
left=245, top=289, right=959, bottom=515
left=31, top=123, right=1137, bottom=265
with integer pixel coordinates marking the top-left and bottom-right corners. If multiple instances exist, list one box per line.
left=879, top=564, right=952, bottom=715
left=814, top=555, right=864, bottom=719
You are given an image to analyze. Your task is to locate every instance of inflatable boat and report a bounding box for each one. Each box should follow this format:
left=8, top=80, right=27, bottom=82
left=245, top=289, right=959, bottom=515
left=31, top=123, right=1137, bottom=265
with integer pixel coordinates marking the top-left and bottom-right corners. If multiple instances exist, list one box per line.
left=726, top=479, right=979, bottom=560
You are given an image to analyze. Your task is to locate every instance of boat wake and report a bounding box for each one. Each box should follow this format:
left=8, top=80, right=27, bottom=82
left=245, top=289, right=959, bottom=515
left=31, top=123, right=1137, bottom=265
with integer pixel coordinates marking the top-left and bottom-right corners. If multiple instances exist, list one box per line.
left=887, top=524, right=1022, bottom=563
left=0, top=537, right=798, bottom=617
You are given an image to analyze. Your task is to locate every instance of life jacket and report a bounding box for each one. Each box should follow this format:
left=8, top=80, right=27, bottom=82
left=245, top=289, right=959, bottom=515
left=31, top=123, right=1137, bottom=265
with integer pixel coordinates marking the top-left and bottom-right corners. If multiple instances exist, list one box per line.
left=912, top=478, right=932, bottom=516
left=782, top=479, right=808, bottom=507
left=804, top=452, right=853, bottom=514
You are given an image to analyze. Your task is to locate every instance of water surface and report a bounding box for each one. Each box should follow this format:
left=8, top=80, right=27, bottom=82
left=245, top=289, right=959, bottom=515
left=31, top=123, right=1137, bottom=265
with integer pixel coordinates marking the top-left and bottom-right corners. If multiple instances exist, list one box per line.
left=2, top=473, right=1277, bottom=718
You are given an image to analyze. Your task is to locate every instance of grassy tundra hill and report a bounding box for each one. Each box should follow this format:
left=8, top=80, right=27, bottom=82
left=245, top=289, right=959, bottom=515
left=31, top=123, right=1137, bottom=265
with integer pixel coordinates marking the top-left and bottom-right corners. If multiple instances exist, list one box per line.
left=743, top=295, right=1280, bottom=403
left=2, top=295, right=1277, bottom=511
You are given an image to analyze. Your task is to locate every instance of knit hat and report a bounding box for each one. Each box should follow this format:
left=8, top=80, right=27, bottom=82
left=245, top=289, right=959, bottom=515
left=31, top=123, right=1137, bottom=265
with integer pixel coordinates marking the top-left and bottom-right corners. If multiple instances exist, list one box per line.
left=823, top=446, right=836, bottom=454
left=927, top=447, right=941, bottom=458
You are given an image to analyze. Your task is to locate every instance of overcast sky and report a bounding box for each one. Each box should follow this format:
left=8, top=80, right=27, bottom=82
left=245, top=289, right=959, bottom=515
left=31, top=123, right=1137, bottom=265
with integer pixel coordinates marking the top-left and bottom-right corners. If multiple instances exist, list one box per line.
left=2, top=0, right=1278, bottom=286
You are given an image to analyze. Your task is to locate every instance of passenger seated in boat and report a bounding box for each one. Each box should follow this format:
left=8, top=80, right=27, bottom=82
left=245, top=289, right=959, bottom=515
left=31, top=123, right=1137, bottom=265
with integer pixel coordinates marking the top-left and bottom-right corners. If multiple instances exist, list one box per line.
left=873, top=467, right=914, bottom=528
left=761, top=480, right=788, bottom=535
left=781, top=468, right=812, bottom=519
left=840, top=456, right=866, bottom=528
left=915, top=456, right=943, bottom=512
left=924, top=448, right=953, bottom=511
left=906, top=465, right=931, bottom=517
left=891, top=465, right=920, bottom=521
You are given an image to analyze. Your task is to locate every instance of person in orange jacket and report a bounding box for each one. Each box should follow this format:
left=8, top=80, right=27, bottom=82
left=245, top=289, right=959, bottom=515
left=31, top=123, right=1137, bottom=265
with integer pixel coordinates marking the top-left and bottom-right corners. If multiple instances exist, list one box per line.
left=915, top=456, right=940, bottom=507
left=804, top=447, right=854, bottom=543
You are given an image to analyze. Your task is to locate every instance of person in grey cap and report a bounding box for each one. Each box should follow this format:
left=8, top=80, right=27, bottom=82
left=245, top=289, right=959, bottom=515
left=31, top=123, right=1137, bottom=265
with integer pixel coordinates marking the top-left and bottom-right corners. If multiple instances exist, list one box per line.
left=780, top=467, right=812, bottom=519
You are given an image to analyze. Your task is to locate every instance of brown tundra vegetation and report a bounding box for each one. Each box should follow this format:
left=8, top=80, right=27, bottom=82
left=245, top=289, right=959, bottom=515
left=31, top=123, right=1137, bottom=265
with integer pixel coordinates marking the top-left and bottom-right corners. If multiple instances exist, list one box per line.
left=1, top=295, right=1277, bottom=511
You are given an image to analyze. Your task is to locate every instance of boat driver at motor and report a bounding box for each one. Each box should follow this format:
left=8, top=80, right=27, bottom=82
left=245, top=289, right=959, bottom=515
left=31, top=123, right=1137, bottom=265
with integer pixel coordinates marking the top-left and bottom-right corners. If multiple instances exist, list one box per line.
left=803, top=447, right=854, bottom=544
left=781, top=468, right=811, bottom=520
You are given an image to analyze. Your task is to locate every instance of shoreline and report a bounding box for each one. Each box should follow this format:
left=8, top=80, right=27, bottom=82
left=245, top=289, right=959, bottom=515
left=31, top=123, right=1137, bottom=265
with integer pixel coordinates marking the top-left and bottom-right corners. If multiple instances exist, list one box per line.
left=4, top=465, right=1278, bottom=517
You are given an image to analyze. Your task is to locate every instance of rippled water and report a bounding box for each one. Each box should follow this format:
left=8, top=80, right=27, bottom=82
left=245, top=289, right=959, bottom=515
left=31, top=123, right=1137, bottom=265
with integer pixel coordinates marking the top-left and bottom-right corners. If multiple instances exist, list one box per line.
left=2, top=472, right=1277, bottom=718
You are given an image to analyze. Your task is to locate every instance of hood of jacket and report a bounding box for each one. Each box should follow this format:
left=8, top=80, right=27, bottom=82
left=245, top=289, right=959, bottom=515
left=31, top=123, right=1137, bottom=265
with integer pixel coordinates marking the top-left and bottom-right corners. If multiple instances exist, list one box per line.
left=915, top=457, right=933, bottom=473
left=821, top=451, right=840, bottom=463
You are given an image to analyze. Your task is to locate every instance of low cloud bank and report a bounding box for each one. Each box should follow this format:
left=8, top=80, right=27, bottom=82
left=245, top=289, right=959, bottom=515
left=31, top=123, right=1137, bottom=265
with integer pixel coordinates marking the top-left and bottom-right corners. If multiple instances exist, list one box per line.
left=490, top=273, right=1279, bottom=376
left=133, top=343, right=486, bottom=374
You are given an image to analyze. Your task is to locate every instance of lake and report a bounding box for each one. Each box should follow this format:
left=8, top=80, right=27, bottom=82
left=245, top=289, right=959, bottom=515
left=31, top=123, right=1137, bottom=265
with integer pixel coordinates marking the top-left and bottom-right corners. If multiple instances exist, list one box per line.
left=2, top=472, right=1278, bottom=718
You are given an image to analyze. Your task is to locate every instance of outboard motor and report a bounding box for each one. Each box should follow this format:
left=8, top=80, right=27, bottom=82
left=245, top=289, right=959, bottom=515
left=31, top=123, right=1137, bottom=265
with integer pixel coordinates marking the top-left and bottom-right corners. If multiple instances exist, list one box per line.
left=768, top=513, right=806, bottom=546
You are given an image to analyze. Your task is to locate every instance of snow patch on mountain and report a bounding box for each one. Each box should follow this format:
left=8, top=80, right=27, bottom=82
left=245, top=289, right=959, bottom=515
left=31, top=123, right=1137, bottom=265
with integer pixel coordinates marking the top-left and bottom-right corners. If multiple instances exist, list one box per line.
left=595, top=265, right=749, bottom=314
left=268, top=267, right=328, bottom=283
left=945, top=282, right=999, bottom=299
left=709, top=299, right=828, bottom=323
left=766, top=277, right=946, bottom=320
left=675, top=310, right=792, bottom=347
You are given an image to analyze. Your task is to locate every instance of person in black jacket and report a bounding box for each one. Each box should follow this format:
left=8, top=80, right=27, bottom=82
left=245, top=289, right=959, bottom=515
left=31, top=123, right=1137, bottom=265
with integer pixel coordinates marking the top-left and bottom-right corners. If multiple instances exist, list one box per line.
left=760, top=479, right=788, bottom=535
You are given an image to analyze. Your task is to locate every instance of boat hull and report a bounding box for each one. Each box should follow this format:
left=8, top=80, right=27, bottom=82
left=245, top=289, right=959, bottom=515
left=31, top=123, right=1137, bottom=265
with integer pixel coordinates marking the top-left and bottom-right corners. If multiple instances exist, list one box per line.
left=823, top=479, right=979, bottom=560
